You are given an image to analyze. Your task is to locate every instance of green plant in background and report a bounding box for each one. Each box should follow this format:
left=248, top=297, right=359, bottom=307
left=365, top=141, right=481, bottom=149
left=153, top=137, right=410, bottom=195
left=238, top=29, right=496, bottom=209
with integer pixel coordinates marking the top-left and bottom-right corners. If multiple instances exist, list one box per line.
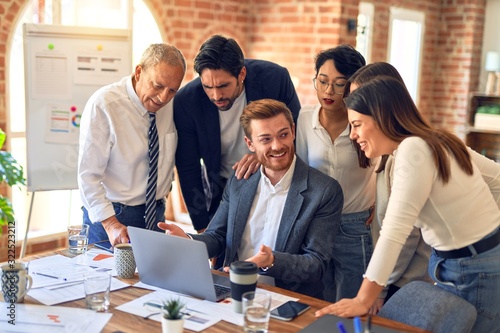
left=477, top=105, right=500, bottom=115
left=0, top=128, right=26, bottom=233
left=144, top=298, right=186, bottom=320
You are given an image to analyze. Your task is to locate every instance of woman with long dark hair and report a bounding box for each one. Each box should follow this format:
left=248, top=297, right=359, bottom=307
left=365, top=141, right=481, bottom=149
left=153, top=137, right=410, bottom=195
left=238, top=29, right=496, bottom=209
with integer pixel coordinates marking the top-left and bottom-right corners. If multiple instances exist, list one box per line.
left=317, top=77, right=500, bottom=332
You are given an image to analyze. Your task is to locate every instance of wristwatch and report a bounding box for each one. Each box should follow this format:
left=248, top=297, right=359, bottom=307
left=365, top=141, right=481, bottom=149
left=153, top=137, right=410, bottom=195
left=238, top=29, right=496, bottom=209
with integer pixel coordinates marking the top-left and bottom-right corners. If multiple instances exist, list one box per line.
left=260, top=257, right=275, bottom=272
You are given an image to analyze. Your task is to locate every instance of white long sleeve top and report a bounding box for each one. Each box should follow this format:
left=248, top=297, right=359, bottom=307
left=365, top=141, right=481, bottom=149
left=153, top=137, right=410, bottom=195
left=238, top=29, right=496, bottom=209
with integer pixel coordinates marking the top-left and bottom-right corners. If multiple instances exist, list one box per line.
left=366, top=137, right=500, bottom=286
left=296, top=104, right=375, bottom=213
left=78, top=75, right=177, bottom=223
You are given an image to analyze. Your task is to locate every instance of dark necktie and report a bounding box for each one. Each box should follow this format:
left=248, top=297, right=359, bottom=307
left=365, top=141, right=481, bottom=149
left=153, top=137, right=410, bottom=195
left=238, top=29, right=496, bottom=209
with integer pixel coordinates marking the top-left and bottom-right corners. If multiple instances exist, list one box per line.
left=145, top=112, right=159, bottom=230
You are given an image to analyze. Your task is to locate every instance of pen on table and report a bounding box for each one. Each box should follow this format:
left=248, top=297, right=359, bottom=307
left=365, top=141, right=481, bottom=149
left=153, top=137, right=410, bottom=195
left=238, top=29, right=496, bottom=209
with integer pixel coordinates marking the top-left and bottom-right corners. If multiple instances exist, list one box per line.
left=337, top=321, right=348, bottom=333
left=364, top=314, right=372, bottom=333
left=33, top=272, right=67, bottom=281
left=354, top=316, right=362, bottom=333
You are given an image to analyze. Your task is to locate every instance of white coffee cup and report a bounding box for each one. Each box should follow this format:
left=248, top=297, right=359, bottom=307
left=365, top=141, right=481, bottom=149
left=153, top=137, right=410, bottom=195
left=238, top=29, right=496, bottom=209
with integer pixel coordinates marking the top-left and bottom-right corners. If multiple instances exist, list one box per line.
left=1, top=263, right=33, bottom=303
left=229, top=261, right=258, bottom=313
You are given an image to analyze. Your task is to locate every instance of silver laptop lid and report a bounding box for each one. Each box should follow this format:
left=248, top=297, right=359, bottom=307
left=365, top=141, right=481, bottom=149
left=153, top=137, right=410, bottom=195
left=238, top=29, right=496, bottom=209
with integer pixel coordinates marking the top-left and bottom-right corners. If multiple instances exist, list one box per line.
left=128, top=226, right=229, bottom=302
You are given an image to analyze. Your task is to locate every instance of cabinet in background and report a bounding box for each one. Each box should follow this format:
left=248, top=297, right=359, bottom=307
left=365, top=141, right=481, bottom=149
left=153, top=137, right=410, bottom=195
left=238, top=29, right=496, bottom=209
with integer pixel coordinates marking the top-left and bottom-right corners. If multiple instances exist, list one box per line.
left=466, top=93, right=500, bottom=161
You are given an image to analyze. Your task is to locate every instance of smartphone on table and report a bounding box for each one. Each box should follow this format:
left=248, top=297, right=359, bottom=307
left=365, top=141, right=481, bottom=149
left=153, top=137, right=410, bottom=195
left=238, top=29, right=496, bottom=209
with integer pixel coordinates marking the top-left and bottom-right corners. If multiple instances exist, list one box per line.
left=270, top=301, right=310, bottom=321
left=94, top=240, right=114, bottom=253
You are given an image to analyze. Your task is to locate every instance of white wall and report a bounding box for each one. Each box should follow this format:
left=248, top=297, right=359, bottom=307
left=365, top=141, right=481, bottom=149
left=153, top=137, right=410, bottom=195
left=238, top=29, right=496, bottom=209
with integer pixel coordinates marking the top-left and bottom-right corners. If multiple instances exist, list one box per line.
left=480, top=0, right=500, bottom=92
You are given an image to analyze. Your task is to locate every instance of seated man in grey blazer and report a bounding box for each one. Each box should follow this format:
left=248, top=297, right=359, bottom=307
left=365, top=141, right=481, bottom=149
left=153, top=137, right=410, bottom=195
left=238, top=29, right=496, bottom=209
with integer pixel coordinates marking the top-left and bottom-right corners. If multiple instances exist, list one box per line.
left=159, top=99, right=343, bottom=299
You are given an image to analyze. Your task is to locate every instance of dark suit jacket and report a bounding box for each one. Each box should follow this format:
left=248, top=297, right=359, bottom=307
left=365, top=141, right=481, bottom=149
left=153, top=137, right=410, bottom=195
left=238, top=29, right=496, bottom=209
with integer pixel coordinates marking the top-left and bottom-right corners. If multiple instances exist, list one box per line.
left=174, top=59, right=301, bottom=231
left=191, top=157, right=343, bottom=299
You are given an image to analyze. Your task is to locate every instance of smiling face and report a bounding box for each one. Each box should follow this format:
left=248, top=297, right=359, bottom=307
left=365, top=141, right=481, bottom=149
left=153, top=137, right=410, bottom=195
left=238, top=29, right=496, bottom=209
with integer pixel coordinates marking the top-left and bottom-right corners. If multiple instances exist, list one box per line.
left=134, top=62, right=184, bottom=112
left=348, top=109, right=398, bottom=158
left=315, top=59, right=348, bottom=115
left=200, top=67, right=246, bottom=111
left=245, top=113, right=295, bottom=183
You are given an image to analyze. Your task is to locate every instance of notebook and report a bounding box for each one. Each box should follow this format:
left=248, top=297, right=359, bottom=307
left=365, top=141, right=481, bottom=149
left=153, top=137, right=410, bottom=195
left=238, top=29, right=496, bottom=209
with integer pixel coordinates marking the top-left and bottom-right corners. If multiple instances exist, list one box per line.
left=299, top=315, right=402, bottom=333
left=128, top=226, right=231, bottom=302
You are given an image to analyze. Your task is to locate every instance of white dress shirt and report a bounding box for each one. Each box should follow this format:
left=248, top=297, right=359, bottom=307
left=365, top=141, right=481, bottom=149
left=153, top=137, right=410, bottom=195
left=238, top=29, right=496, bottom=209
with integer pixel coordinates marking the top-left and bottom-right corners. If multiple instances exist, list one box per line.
left=238, top=156, right=297, bottom=285
left=78, top=75, right=177, bottom=223
left=366, top=137, right=500, bottom=286
left=296, top=104, right=375, bottom=213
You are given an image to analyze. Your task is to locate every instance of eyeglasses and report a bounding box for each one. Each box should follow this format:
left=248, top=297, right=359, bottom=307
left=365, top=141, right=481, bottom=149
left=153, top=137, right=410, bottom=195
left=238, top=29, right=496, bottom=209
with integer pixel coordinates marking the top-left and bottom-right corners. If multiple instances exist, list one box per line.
left=313, top=77, right=348, bottom=94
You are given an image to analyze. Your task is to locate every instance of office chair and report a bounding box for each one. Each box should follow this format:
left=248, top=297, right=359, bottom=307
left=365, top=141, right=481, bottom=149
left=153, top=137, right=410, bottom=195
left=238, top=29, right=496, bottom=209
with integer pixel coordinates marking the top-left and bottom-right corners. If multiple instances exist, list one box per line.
left=378, top=281, right=477, bottom=333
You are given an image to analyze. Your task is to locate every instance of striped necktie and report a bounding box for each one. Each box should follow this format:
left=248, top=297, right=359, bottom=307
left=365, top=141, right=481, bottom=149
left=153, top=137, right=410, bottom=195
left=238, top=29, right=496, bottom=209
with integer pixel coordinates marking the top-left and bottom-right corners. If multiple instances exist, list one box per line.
left=145, top=112, right=159, bottom=230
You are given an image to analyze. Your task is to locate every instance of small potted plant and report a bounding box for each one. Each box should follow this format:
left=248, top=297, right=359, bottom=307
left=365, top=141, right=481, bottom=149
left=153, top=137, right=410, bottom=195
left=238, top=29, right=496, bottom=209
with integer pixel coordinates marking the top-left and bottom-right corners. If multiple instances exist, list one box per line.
left=144, top=298, right=186, bottom=333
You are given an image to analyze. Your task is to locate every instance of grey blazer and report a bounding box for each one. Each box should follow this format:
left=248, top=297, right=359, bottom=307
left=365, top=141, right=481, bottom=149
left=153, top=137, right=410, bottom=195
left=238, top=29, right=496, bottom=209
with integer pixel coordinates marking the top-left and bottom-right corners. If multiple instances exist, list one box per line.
left=192, top=157, right=343, bottom=299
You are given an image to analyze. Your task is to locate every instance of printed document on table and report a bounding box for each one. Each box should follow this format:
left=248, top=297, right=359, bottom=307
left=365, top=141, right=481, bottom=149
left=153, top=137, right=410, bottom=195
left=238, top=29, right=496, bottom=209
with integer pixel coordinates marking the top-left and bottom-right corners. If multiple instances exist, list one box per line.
left=116, top=290, right=220, bottom=332
left=28, top=277, right=130, bottom=306
left=0, top=303, right=112, bottom=332
left=72, top=248, right=117, bottom=275
left=28, top=254, right=93, bottom=288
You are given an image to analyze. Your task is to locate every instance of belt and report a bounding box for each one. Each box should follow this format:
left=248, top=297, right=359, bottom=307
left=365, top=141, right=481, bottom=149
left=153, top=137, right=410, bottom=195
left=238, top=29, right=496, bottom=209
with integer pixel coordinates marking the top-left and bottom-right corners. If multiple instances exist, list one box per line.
left=434, top=228, right=500, bottom=259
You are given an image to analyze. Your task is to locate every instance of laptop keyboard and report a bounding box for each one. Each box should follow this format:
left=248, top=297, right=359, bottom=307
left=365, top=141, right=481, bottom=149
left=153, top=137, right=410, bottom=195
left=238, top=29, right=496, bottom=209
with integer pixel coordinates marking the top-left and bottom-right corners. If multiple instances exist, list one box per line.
left=214, top=284, right=231, bottom=297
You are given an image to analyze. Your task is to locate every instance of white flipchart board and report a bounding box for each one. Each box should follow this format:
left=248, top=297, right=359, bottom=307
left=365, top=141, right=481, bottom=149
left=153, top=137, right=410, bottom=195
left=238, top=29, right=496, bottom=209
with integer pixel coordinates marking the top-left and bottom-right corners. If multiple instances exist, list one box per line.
left=23, top=23, right=132, bottom=191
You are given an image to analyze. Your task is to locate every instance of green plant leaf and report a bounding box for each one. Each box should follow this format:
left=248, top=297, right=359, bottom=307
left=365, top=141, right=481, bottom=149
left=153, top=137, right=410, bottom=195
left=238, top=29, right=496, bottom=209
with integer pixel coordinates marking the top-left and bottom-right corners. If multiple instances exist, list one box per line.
left=0, top=196, right=15, bottom=225
left=0, top=127, right=26, bottom=235
left=0, top=129, right=5, bottom=149
left=144, top=298, right=186, bottom=319
left=0, top=151, right=26, bottom=186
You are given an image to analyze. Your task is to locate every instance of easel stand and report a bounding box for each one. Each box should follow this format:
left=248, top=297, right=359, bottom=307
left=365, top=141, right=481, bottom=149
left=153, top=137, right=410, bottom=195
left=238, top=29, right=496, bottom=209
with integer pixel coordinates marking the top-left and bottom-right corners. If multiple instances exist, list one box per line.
left=20, top=191, right=36, bottom=259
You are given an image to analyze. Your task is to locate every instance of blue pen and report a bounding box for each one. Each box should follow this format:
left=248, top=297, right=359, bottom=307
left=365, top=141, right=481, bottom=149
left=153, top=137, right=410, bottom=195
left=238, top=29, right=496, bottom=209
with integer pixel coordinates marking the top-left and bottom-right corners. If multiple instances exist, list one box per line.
left=337, top=321, right=348, bottom=333
left=354, top=316, right=362, bottom=333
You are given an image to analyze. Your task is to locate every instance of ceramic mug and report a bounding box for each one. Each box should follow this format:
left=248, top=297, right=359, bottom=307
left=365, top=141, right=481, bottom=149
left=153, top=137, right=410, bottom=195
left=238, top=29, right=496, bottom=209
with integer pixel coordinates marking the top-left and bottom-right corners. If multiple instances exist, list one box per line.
left=1, top=263, right=33, bottom=303
left=114, top=243, right=136, bottom=279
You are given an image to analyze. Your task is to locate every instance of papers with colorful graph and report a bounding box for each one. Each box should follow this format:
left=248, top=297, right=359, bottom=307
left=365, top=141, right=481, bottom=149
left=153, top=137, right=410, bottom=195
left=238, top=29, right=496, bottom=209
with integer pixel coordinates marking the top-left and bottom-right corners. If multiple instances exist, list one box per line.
left=0, top=303, right=112, bottom=333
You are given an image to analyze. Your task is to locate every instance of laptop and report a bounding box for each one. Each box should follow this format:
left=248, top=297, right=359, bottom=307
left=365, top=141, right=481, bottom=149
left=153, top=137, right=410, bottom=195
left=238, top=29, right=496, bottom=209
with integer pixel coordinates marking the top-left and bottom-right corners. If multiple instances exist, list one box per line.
left=128, top=226, right=231, bottom=302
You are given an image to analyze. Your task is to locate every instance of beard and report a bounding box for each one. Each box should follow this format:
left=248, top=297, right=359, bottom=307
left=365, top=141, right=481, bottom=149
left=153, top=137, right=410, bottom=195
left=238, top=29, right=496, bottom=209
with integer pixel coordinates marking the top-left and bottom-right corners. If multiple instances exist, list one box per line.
left=258, top=146, right=295, bottom=173
left=211, top=81, right=243, bottom=111
left=211, top=97, right=236, bottom=111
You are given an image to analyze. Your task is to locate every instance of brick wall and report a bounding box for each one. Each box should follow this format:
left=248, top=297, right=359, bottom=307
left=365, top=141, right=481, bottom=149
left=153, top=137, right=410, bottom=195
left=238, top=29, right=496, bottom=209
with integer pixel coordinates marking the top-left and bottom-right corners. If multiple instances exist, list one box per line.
left=433, top=0, right=485, bottom=138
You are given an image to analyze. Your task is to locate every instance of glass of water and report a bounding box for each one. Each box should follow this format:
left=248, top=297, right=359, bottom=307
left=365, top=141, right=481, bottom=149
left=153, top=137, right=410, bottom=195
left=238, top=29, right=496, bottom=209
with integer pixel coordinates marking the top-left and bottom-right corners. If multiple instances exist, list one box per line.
left=83, top=271, right=111, bottom=312
left=67, top=224, right=89, bottom=254
left=242, top=290, right=272, bottom=333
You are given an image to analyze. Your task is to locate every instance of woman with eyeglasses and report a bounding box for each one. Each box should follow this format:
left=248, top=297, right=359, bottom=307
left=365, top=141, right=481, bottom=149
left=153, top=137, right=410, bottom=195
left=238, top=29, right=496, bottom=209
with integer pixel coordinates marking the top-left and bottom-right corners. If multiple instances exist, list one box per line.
left=296, top=45, right=376, bottom=302
left=316, top=76, right=500, bottom=332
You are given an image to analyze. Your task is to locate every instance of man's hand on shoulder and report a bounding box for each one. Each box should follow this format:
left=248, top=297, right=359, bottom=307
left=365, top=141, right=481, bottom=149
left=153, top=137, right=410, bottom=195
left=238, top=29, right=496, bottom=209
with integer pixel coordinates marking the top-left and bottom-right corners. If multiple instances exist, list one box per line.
left=232, top=153, right=260, bottom=180
left=101, top=216, right=129, bottom=246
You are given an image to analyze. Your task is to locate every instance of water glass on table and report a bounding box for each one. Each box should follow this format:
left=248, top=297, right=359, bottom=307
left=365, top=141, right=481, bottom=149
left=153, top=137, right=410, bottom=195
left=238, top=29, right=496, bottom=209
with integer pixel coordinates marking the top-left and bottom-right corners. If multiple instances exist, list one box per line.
left=242, top=290, right=272, bottom=333
left=67, top=224, right=89, bottom=254
left=83, top=271, right=111, bottom=312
